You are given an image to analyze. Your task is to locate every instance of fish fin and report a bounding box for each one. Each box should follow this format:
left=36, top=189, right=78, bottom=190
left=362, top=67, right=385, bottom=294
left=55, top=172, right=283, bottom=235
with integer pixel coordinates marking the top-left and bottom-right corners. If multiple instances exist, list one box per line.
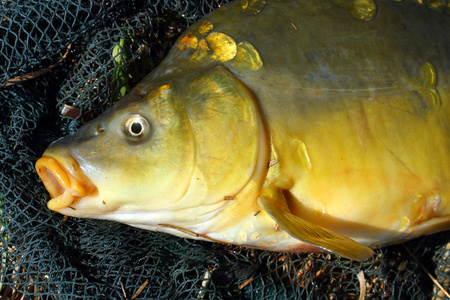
left=180, top=65, right=268, bottom=232
left=258, top=185, right=374, bottom=261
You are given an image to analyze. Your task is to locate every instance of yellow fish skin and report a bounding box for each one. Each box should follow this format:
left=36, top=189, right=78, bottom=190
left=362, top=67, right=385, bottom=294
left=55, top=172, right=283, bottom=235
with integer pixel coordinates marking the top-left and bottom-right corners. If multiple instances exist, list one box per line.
left=35, top=0, right=449, bottom=261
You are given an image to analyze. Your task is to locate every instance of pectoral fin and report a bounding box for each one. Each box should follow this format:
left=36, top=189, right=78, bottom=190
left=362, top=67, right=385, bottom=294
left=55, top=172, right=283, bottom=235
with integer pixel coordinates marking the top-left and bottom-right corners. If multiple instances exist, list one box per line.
left=258, top=185, right=374, bottom=261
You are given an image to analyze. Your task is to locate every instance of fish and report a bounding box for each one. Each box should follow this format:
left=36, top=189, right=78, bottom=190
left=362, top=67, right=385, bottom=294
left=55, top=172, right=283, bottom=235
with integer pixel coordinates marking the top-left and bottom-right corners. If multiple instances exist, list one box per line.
left=35, top=0, right=450, bottom=261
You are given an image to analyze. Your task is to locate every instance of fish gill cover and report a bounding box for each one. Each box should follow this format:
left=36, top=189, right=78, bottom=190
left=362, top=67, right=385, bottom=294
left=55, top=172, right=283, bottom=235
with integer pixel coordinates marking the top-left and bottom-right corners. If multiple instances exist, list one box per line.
left=0, top=0, right=449, bottom=299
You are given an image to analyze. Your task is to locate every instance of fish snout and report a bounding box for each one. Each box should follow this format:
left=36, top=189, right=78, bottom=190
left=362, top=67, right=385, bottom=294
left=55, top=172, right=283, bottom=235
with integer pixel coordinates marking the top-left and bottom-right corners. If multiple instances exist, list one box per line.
left=35, top=156, right=97, bottom=210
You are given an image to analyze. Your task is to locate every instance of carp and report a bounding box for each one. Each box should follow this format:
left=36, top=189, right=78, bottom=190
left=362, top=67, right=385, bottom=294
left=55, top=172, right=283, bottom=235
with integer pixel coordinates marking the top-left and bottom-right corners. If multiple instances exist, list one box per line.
left=35, top=0, right=450, bottom=261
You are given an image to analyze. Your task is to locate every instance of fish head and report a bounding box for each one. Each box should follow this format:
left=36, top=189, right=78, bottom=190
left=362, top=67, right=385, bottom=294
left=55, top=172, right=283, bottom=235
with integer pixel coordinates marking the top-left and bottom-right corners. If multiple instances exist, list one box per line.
left=36, top=66, right=268, bottom=232
left=36, top=83, right=197, bottom=219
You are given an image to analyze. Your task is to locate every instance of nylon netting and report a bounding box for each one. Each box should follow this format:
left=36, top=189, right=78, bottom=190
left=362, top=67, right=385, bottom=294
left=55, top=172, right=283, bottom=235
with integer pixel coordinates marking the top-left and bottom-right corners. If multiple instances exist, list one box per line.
left=1, top=0, right=449, bottom=299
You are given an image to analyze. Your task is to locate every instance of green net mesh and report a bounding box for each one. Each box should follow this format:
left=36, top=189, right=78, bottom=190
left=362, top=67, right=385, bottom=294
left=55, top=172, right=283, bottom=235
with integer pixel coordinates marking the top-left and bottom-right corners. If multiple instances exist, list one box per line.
left=1, top=0, right=449, bottom=299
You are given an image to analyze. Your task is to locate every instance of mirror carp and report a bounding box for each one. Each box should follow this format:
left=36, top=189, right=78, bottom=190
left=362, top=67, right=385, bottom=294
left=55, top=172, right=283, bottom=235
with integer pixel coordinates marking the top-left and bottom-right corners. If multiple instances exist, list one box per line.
left=36, top=0, right=450, bottom=261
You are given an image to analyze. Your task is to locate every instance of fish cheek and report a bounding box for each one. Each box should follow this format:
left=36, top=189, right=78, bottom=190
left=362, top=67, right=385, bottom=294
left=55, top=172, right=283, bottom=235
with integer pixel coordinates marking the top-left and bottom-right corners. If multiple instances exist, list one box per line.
left=72, top=96, right=196, bottom=210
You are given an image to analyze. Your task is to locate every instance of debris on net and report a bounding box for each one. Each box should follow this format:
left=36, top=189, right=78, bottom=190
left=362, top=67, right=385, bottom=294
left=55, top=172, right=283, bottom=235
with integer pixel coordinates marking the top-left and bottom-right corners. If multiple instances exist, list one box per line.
left=0, top=0, right=449, bottom=299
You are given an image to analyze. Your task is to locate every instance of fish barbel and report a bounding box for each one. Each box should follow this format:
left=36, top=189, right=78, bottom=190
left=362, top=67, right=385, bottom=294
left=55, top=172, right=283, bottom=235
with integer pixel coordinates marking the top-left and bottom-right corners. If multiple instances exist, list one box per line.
left=35, top=0, right=450, bottom=261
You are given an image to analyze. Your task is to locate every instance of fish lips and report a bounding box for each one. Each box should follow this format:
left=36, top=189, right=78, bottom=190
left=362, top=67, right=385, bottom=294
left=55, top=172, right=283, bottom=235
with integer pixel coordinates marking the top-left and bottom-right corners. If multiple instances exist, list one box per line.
left=35, top=155, right=97, bottom=211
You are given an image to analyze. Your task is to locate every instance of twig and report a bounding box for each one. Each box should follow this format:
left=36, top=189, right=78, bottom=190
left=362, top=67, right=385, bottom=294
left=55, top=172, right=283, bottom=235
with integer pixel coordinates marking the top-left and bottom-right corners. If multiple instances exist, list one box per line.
left=120, top=281, right=128, bottom=300
left=357, top=270, right=366, bottom=300
left=131, top=279, right=149, bottom=300
left=402, top=244, right=450, bottom=298
left=1, top=44, right=72, bottom=87
left=238, top=277, right=254, bottom=290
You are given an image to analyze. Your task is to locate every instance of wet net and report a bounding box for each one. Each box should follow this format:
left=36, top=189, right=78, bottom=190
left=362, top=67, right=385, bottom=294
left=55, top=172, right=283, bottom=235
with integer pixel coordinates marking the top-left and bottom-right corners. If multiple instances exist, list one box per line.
left=1, top=0, right=449, bottom=299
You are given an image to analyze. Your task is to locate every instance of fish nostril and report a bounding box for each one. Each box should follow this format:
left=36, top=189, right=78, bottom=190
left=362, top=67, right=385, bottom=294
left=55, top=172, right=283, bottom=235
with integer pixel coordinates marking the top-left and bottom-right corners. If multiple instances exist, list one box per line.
left=94, top=124, right=105, bottom=135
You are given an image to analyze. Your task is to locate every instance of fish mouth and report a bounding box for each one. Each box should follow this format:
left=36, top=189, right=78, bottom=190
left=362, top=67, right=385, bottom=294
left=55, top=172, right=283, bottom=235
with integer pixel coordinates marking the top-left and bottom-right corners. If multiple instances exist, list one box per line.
left=35, top=156, right=97, bottom=211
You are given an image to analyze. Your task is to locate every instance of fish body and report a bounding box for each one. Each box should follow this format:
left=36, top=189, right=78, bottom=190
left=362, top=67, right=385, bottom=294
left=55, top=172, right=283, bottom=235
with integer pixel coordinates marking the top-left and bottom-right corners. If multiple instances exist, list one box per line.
left=36, top=0, right=450, bottom=260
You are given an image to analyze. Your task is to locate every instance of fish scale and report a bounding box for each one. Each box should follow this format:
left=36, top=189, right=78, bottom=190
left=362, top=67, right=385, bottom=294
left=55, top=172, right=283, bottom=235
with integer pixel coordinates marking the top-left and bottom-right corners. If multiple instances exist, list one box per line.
left=35, top=0, right=449, bottom=261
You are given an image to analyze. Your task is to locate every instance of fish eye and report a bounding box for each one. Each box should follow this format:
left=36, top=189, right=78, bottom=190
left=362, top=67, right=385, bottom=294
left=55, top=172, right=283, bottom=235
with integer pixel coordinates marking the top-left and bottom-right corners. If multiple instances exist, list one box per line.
left=123, top=114, right=150, bottom=141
